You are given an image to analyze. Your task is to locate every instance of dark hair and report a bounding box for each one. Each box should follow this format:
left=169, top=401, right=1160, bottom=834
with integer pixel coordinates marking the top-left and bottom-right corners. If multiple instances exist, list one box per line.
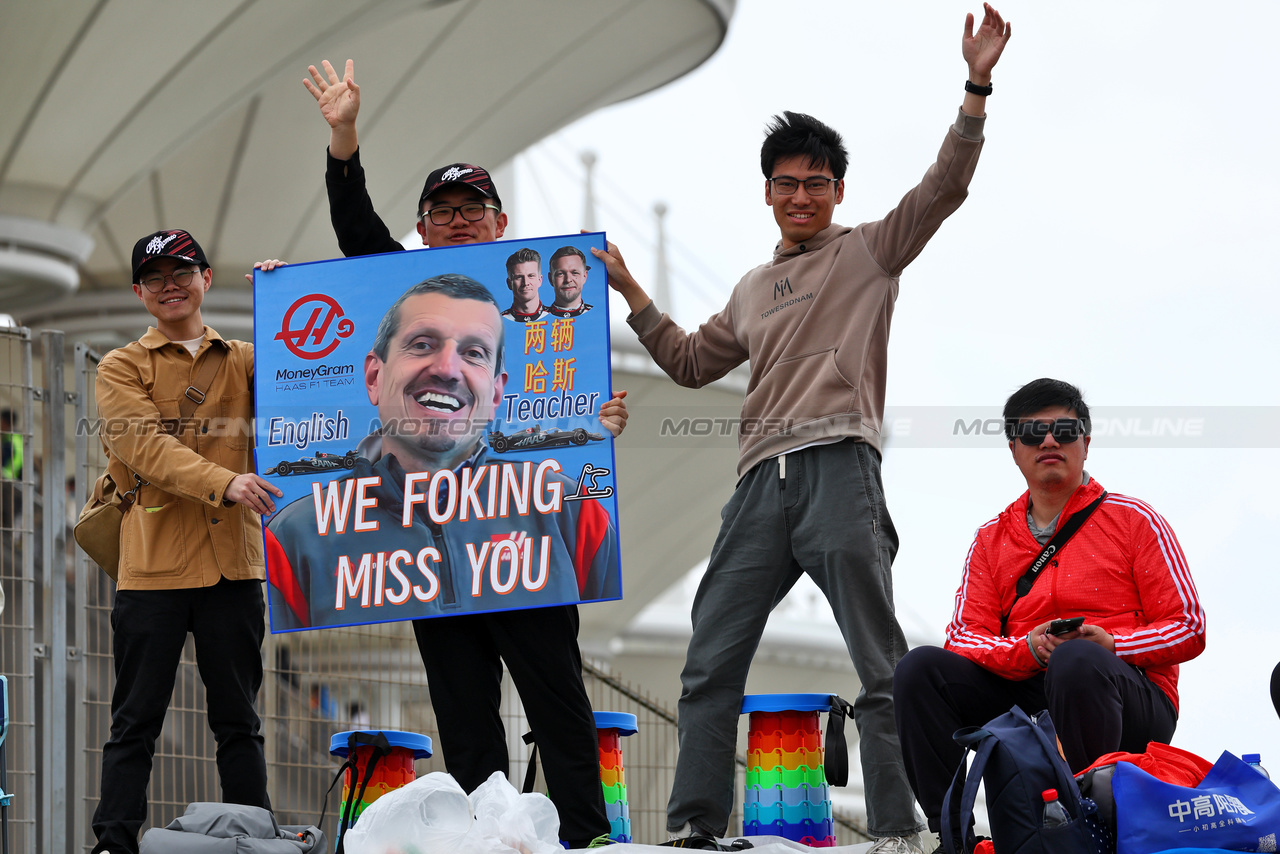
left=760, top=111, right=849, bottom=179
left=505, top=247, right=541, bottom=278
left=371, top=273, right=503, bottom=373
left=548, top=245, right=588, bottom=270
left=1003, top=378, right=1091, bottom=439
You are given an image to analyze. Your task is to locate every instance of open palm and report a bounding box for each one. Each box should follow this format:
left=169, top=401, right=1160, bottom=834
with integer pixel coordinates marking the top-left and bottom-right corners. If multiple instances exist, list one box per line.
left=963, top=3, right=1012, bottom=79
left=305, top=59, right=360, bottom=130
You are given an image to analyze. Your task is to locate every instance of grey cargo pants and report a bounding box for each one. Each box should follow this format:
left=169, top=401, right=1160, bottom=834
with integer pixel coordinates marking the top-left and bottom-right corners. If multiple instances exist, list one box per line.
left=666, top=439, right=922, bottom=838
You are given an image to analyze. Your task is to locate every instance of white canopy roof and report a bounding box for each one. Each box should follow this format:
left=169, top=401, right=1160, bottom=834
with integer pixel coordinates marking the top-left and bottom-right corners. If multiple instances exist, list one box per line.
left=2, top=0, right=732, bottom=310
left=2, top=0, right=744, bottom=653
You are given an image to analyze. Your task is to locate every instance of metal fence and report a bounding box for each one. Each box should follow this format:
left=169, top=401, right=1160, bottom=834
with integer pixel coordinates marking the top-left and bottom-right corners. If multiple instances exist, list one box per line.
left=1, top=327, right=37, bottom=854
left=0, top=326, right=873, bottom=852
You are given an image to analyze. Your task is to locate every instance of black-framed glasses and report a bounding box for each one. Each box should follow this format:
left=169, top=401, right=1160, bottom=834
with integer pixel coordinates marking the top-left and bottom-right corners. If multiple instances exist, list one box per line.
left=138, top=268, right=199, bottom=293
left=421, top=202, right=500, bottom=226
left=769, top=176, right=838, bottom=196
left=1013, top=418, right=1087, bottom=446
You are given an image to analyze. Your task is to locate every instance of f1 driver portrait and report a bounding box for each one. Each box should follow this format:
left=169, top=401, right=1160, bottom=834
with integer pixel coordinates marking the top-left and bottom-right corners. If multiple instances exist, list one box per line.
left=545, top=246, right=593, bottom=317
left=265, top=273, right=620, bottom=631
left=500, top=247, right=548, bottom=323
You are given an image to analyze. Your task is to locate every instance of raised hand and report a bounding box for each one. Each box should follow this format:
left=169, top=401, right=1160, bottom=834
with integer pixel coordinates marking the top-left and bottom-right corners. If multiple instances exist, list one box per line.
left=962, top=3, right=1012, bottom=82
left=304, top=59, right=361, bottom=130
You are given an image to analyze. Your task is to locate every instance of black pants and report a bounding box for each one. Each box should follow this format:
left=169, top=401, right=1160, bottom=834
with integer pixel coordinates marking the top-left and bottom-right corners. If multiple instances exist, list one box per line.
left=893, top=641, right=1177, bottom=831
left=412, top=604, right=608, bottom=847
left=92, top=579, right=270, bottom=854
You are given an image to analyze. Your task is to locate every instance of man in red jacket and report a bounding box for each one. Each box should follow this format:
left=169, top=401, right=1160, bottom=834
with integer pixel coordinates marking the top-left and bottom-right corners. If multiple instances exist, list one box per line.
left=893, top=378, right=1206, bottom=835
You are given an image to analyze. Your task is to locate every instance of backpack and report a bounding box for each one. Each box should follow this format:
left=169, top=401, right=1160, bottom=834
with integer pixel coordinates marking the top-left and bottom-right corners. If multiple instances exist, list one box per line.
left=138, top=803, right=325, bottom=853
left=1075, top=742, right=1213, bottom=843
left=941, top=705, right=1103, bottom=854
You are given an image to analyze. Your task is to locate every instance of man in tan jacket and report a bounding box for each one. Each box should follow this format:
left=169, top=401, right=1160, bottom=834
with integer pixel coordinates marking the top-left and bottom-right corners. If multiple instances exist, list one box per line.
left=91, top=229, right=282, bottom=854
left=592, top=6, right=1011, bottom=850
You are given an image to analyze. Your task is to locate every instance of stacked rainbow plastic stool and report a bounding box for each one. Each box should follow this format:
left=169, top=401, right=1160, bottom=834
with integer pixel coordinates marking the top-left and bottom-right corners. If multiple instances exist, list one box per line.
left=741, top=694, right=835, bottom=847
left=594, top=711, right=638, bottom=843
left=329, top=730, right=432, bottom=825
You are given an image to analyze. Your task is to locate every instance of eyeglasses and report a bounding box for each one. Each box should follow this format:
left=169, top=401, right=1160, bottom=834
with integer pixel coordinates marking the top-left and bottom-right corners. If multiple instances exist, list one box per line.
left=138, top=268, right=199, bottom=293
left=769, top=176, right=838, bottom=196
left=421, top=202, right=500, bottom=226
left=1012, top=418, right=1087, bottom=446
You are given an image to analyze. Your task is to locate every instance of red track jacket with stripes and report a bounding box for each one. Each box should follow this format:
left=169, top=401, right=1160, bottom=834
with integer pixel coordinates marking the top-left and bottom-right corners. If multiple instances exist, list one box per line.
left=944, top=478, right=1205, bottom=712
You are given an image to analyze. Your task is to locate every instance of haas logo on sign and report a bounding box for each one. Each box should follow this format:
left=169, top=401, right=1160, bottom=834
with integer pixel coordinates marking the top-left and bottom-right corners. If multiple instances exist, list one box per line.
left=275, top=294, right=354, bottom=360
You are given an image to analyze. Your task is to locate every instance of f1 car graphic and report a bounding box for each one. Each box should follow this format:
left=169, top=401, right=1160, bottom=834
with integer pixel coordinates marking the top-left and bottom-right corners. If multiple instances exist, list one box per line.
left=269, top=451, right=359, bottom=476
left=488, top=425, right=605, bottom=453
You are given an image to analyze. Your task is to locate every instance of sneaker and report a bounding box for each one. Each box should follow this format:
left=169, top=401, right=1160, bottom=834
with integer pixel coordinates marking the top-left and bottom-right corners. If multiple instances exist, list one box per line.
left=867, top=833, right=926, bottom=854
left=660, top=840, right=722, bottom=850
left=659, top=838, right=753, bottom=851
left=667, top=822, right=703, bottom=840
left=585, top=835, right=616, bottom=848
left=663, top=821, right=710, bottom=846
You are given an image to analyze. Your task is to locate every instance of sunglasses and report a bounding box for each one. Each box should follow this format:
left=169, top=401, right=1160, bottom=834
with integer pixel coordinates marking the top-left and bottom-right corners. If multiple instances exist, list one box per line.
left=1012, top=418, right=1087, bottom=446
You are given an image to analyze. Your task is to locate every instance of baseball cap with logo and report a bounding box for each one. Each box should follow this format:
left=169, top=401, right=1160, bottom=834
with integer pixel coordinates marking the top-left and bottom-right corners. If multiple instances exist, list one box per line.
left=131, top=229, right=210, bottom=282
left=417, top=163, right=503, bottom=212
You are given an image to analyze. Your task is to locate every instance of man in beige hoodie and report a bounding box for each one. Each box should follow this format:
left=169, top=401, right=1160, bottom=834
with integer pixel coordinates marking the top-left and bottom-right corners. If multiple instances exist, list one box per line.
left=592, top=5, right=1011, bottom=849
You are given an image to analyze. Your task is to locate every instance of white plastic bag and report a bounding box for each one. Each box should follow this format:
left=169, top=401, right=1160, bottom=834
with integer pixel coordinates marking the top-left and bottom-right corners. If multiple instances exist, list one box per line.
left=341, top=771, right=481, bottom=854
left=341, top=770, right=563, bottom=854
left=469, top=771, right=563, bottom=854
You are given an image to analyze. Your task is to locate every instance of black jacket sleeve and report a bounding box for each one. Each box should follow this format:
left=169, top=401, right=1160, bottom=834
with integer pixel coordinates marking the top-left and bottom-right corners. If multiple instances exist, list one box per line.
left=325, top=147, right=407, bottom=257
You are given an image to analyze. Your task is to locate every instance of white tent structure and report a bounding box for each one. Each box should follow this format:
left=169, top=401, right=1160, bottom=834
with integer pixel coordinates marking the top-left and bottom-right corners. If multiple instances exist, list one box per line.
left=2, top=0, right=732, bottom=324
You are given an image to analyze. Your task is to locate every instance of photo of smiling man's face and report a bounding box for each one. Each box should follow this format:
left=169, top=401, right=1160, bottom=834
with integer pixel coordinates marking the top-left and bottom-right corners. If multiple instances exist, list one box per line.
left=550, top=251, right=588, bottom=309
left=364, top=282, right=506, bottom=471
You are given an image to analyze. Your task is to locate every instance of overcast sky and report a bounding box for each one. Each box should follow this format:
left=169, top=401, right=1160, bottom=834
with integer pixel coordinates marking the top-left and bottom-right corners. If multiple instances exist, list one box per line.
left=504, top=0, right=1280, bottom=774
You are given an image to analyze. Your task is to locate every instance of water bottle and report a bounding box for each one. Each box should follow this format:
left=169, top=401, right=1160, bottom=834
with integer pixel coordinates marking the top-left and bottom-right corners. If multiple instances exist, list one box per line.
left=1041, top=789, right=1070, bottom=828
left=1243, top=753, right=1270, bottom=779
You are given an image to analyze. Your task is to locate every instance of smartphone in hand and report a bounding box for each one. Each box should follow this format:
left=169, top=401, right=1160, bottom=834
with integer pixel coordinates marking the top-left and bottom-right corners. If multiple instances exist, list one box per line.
left=1048, top=616, right=1085, bottom=636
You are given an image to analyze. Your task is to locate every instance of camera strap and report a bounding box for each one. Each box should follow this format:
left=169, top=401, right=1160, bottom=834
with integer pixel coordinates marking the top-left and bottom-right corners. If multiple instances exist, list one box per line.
left=1000, top=491, right=1107, bottom=636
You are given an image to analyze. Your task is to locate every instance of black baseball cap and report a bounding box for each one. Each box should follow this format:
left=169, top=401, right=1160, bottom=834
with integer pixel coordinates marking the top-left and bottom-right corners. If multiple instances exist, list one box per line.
left=131, top=229, right=210, bottom=282
left=417, top=163, right=502, bottom=212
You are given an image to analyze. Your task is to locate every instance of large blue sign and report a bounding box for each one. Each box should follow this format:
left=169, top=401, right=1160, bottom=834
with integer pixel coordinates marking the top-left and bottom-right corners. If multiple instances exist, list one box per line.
left=253, top=233, right=621, bottom=633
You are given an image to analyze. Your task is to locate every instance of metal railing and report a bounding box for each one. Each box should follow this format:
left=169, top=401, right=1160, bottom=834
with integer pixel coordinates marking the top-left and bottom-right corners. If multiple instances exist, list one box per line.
left=0, top=327, right=873, bottom=851
left=1, top=327, right=37, bottom=854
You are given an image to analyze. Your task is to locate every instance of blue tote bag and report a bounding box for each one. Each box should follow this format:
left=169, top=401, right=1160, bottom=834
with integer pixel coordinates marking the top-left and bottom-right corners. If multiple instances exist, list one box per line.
left=1113, top=751, right=1280, bottom=853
